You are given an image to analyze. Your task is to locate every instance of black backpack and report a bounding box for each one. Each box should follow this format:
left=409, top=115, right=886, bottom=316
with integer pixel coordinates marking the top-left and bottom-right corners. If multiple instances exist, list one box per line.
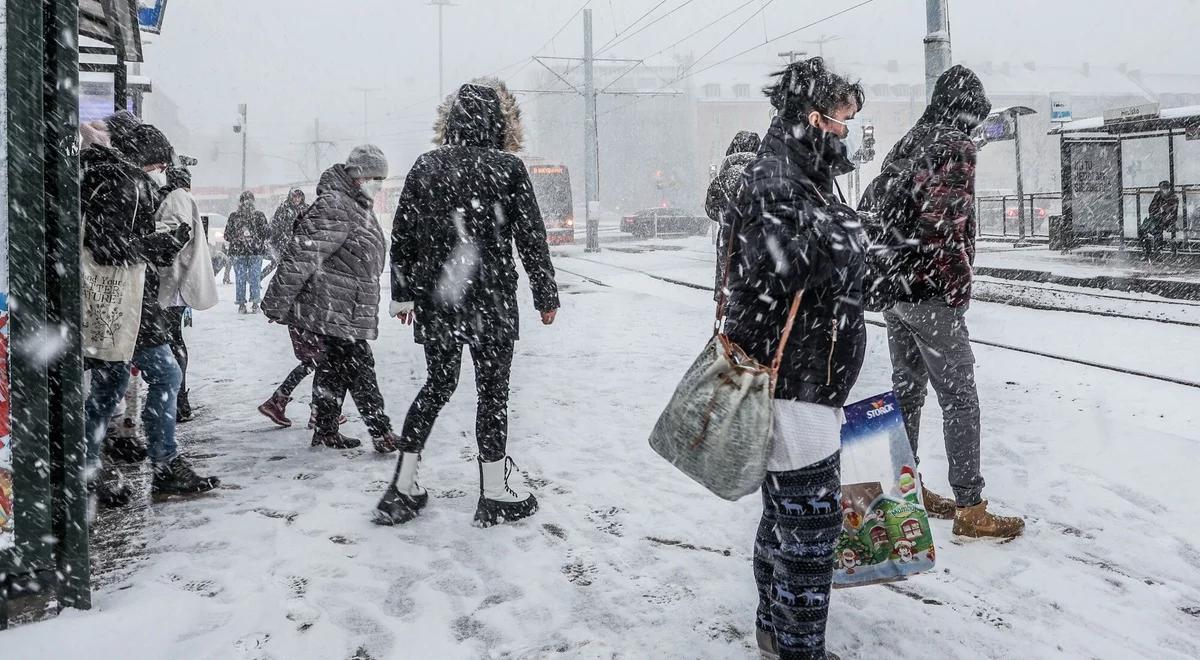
left=856, top=152, right=934, bottom=311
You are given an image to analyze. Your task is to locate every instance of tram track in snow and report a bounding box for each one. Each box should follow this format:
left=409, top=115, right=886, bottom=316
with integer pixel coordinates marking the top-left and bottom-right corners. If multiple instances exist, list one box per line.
left=556, top=254, right=1200, bottom=391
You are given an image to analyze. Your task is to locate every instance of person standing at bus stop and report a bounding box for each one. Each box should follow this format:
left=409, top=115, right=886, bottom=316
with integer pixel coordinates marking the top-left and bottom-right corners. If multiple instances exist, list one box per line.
left=1145, top=180, right=1179, bottom=258
left=226, top=191, right=269, bottom=314
left=375, top=82, right=559, bottom=528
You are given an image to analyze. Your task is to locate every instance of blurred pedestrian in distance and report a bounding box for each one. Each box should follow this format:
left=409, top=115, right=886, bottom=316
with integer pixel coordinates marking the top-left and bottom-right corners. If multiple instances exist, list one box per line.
left=1145, top=180, right=1179, bottom=258
left=376, top=81, right=559, bottom=529
left=262, top=145, right=400, bottom=453
left=226, top=191, right=269, bottom=313
left=706, top=130, right=760, bottom=301
left=261, top=188, right=307, bottom=280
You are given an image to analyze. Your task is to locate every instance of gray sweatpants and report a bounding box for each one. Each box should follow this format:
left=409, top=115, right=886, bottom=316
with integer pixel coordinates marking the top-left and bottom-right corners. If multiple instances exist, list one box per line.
left=883, top=300, right=985, bottom=507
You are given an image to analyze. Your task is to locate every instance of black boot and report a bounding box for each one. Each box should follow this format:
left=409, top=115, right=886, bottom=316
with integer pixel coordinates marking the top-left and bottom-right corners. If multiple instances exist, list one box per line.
left=374, top=452, right=428, bottom=526
left=473, top=456, right=538, bottom=527
left=152, top=456, right=220, bottom=500
left=176, top=390, right=195, bottom=424
left=311, top=430, right=362, bottom=449
left=108, top=432, right=147, bottom=464
left=88, top=463, right=132, bottom=509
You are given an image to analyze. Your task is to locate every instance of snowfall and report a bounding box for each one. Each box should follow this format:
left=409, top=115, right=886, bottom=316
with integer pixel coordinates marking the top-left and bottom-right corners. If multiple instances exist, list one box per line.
left=5, top=234, right=1200, bottom=660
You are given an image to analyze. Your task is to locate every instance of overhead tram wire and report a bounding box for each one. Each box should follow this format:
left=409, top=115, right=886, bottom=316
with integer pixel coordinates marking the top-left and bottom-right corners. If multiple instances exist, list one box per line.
left=560, top=0, right=672, bottom=78
left=595, top=0, right=701, bottom=57
left=599, top=0, right=879, bottom=118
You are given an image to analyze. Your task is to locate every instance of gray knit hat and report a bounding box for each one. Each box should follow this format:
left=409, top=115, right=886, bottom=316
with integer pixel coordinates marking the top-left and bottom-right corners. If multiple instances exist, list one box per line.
left=345, top=144, right=388, bottom=179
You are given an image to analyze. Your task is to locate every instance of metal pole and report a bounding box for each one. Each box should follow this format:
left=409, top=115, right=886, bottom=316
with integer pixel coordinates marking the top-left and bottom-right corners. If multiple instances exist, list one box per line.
left=1014, top=115, right=1028, bottom=246
left=1168, top=130, right=1177, bottom=189
left=240, top=105, right=248, bottom=190
left=924, top=0, right=952, bottom=104
left=583, top=8, right=601, bottom=252
left=438, top=3, right=444, bottom=98
left=314, top=118, right=321, bottom=175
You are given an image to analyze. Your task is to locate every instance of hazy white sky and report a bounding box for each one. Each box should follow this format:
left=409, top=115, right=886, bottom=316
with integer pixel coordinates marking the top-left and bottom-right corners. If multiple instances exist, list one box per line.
left=142, top=0, right=1200, bottom=185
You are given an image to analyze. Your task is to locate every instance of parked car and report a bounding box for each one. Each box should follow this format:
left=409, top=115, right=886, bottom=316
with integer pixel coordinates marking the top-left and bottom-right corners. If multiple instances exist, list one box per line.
left=620, top=208, right=709, bottom=238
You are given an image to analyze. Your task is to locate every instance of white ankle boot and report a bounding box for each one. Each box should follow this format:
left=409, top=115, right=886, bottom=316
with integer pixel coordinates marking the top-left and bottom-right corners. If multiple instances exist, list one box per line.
left=474, top=456, right=538, bottom=527
left=395, top=452, right=427, bottom=498
left=373, top=452, right=429, bottom=526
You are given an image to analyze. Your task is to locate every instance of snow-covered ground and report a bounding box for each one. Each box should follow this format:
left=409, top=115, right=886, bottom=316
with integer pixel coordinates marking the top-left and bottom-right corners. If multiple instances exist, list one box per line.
left=6, top=240, right=1200, bottom=659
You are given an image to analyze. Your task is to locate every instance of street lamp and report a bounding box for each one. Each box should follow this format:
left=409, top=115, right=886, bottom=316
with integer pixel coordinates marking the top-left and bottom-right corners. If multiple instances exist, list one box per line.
left=975, top=106, right=1038, bottom=246
left=429, top=0, right=456, bottom=98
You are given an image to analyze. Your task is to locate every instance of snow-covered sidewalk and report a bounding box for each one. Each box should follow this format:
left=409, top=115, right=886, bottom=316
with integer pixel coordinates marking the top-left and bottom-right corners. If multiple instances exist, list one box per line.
left=6, top=250, right=1200, bottom=659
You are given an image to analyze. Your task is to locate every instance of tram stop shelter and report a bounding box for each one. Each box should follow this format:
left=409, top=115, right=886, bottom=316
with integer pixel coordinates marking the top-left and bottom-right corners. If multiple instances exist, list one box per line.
left=1049, top=103, right=1200, bottom=248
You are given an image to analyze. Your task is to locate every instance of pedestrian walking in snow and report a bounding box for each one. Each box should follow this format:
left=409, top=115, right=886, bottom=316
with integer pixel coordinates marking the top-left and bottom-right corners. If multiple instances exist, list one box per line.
left=720, top=58, right=865, bottom=660
left=261, top=188, right=307, bottom=280
left=226, top=191, right=269, bottom=314
left=155, top=166, right=219, bottom=423
left=865, top=65, right=1025, bottom=539
left=375, top=81, right=559, bottom=528
left=706, top=130, right=760, bottom=300
left=262, top=145, right=401, bottom=453
left=81, top=123, right=221, bottom=509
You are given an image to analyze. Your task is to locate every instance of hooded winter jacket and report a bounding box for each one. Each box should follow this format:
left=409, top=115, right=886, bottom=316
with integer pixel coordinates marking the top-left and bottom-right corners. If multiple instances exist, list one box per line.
left=880, top=65, right=991, bottom=307
left=262, top=165, right=387, bottom=341
left=225, top=204, right=269, bottom=256
left=269, top=191, right=308, bottom=256
left=709, top=131, right=762, bottom=299
left=81, top=145, right=188, bottom=357
left=723, top=117, right=868, bottom=407
left=392, top=83, right=559, bottom=346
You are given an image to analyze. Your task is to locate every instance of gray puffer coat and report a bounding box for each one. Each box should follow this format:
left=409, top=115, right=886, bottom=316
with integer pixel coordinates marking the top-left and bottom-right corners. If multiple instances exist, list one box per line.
left=262, top=164, right=386, bottom=340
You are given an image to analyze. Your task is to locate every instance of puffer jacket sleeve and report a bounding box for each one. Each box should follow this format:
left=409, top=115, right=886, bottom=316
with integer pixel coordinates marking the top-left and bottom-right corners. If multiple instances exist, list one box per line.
left=507, top=158, right=559, bottom=312
left=390, top=162, right=422, bottom=304
left=262, top=198, right=351, bottom=323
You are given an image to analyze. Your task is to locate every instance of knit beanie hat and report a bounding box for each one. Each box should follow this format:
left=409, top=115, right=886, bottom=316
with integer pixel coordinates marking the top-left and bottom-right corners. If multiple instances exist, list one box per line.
left=345, top=144, right=388, bottom=179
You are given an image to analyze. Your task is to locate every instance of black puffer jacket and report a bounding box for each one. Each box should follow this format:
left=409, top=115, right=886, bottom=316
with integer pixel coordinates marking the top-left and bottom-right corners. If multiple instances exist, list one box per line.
left=269, top=191, right=308, bottom=256
left=262, top=165, right=386, bottom=341
left=709, top=131, right=762, bottom=299
left=225, top=205, right=269, bottom=256
left=81, top=146, right=187, bottom=356
left=723, top=117, right=867, bottom=407
left=392, top=83, right=559, bottom=346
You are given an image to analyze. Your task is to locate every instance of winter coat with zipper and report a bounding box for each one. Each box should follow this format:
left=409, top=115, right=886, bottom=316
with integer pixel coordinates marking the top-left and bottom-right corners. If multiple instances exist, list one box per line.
left=391, top=83, right=559, bottom=346
left=262, top=164, right=386, bottom=341
left=81, top=145, right=188, bottom=360
left=708, top=131, right=762, bottom=300
left=723, top=117, right=867, bottom=407
left=880, top=64, right=990, bottom=308
left=225, top=205, right=269, bottom=256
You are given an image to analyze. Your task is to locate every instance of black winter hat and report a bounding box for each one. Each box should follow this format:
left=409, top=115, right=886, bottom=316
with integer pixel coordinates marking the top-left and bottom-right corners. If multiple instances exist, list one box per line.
left=120, top=124, right=175, bottom=167
left=166, top=166, right=191, bottom=190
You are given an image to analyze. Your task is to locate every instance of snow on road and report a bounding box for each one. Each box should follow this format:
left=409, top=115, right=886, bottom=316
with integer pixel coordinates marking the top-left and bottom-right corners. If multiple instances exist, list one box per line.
left=6, top=242, right=1200, bottom=659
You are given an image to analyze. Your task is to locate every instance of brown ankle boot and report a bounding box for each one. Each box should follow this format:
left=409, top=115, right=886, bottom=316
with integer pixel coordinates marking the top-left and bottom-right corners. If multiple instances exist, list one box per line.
left=921, top=484, right=957, bottom=520
left=953, top=501, right=1025, bottom=539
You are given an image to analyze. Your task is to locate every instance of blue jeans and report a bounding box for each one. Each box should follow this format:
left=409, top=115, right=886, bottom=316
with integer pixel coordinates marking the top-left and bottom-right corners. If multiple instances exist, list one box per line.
left=232, top=255, right=264, bottom=305
left=85, top=344, right=182, bottom=470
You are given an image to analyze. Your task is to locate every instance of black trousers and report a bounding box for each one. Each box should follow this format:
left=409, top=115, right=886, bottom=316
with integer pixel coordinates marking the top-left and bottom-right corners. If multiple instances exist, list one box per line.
left=312, top=336, right=390, bottom=437
left=165, top=307, right=188, bottom=395
left=399, top=342, right=515, bottom=462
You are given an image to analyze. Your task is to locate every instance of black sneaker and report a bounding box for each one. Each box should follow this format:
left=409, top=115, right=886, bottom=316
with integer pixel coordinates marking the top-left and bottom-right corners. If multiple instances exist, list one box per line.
left=152, top=456, right=220, bottom=500
left=88, top=464, right=132, bottom=509
left=373, top=486, right=429, bottom=526
left=176, top=390, right=195, bottom=424
left=108, top=434, right=147, bottom=464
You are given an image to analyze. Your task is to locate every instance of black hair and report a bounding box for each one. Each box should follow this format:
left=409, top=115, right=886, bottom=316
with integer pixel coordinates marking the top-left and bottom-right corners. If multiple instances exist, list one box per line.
left=1160, top=180, right=1172, bottom=188
left=764, top=57, right=864, bottom=122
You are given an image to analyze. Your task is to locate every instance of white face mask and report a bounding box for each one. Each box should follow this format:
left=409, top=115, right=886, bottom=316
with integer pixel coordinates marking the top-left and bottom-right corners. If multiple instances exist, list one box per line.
left=360, top=179, right=383, bottom=199
left=147, top=169, right=168, bottom=187
left=841, top=118, right=864, bottom=159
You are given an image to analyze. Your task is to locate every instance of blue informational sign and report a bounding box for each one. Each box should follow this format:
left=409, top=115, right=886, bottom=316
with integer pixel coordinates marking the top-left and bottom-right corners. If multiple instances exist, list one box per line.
left=137, top=0, right=169, bottom=34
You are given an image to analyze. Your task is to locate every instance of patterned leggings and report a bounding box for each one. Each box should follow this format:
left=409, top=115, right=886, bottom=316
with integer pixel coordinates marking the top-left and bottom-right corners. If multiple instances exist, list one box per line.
left=754, top=452, right=842, bottom=660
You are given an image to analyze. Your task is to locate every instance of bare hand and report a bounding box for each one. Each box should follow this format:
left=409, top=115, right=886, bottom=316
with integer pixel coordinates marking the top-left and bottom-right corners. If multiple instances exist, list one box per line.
left=541, top=309, right=557, bottom=326
left=395, top=311, right=415, bottom=325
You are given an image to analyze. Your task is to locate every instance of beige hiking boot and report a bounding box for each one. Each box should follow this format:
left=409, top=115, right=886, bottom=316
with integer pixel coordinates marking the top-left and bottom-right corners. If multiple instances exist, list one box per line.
left=953, top=501, right=1026, bottom=539
left=921, top=484, right=957, bottom=520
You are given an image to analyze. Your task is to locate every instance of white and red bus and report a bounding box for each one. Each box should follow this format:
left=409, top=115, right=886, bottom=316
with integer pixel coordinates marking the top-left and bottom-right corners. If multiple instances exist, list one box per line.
left=525, top=162, right=575, bottom=245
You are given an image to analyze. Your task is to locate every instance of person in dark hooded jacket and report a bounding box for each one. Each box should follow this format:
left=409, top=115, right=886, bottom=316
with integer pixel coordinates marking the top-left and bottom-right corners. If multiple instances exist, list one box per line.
left=261, top=188, right=308, bottom=280
left=707, top=130, right=761, bottom=300
left=82, top=123, right=220, bottom=508
left=723, top=58, right=865, bottom=660
left=226, top=191, right=269, bottom=313
left=375, top=81, right=559, bottom=529
left=878, top=65, right=1024, bottom=539
left=262, top=145, right=400, bottom=454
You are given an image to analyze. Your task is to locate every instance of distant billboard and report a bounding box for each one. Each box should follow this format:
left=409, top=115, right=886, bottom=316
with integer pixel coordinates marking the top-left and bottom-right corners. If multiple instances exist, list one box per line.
left=137, top=0, right=168, bottom=34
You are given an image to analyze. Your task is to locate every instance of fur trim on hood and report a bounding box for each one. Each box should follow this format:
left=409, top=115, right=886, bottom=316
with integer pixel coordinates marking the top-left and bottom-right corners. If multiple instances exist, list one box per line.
left=433, top=76, right=524, bottom=152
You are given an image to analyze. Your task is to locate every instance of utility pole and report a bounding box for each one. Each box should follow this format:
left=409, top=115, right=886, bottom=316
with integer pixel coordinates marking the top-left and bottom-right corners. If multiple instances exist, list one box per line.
left=235, top=103, right=248, bottom=190
left=583, top=8, right=600, bottom=252
left=804, top=35, right=841, bottom=59
left=307, top=118, right=335, bottom=179
left=778, top=50, right=807, bottom=64
left=924, top=0, right=952, bottom=103
left=1014, top=115, right=1027, bottom=246
left=430, top=0, right=455, bottom=98
left=355, top=88, right=379, bottom=142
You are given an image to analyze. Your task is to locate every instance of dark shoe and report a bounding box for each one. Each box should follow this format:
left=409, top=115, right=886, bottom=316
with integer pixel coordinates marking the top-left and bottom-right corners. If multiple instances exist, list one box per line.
left=176, top=391, right=195, bottom=424
left=756, top=627, right=779, bottom=659
left=474, top=456, right=538, bottom=527
left=921, top=483, right=956, bottom=520
left=374, top=452, right=427, bottom=526
left=307, top=410, right=347, bottom=430
left=88, top=464, right=132, bottom=509
left=108, top=434, right=147, bottom=464
left=953, top=501, right=1025, bottom=539
left=152, top=456, right=220, bottom=500
left=311, top=430, right=362, bottom=450
left=250, top=302, right=260, bottom=314
left=371, top=432, right=402, bottom=454
left=237, top=303, right=247, bottom=314
left=258, top=393, right=293, bottom=428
